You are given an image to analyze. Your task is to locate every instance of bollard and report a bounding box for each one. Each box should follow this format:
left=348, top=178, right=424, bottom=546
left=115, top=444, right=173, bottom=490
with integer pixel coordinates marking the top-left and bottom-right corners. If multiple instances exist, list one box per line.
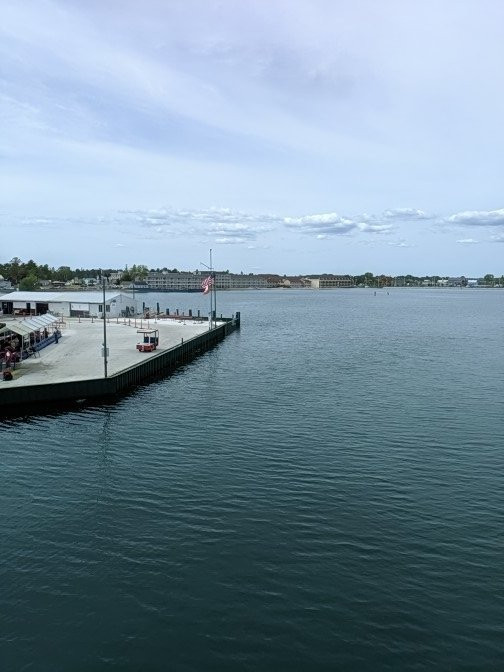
left=157, top=302, right=160, bottom=314
left=189, top=309, right=192, bottom=317
left=197, top=309, right=200, bottom=317
left=166, top=308, right=170, bottom=315
left=176, top=308, right=179, bottom=316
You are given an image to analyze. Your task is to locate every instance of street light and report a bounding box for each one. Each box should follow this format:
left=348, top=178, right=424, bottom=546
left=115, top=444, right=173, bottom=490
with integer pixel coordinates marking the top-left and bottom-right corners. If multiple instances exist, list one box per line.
left=101, top=272, right=108, bottom=378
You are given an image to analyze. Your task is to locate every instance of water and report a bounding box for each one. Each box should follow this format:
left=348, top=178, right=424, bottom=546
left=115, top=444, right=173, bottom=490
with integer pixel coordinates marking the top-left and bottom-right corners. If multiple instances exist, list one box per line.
left=2, top=289, right=504, bottom=671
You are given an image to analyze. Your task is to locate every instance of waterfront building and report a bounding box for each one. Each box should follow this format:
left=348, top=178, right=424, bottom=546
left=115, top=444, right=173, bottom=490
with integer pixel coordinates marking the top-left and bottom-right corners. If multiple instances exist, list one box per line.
left=261, top=275, right=310, bottom=288
left=216, top=273, right=269, bottom=289
left=446, top=277, right=467, bottom=287
left=145, top=271, right=270, bottom=291
left=0, top=291, right=139, bottom=318
left=108, top=271, right=124, bottom=284
left=146, top=271, right=204, bottom=291
left=0, top=275, right=13, bottom=293
left=305, top=275, right=354, bottom=289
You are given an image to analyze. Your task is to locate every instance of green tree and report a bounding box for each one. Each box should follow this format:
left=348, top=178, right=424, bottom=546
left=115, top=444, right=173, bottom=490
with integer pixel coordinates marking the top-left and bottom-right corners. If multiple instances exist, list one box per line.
left=483, top=274, right=495, bottom=286
left=7, top=257, right=23, bottom=284
left=55, top=266, right=73, bottom=282
left=136, top=265, right=149, bottom=280
left=19, top=274, right=39, bottom=290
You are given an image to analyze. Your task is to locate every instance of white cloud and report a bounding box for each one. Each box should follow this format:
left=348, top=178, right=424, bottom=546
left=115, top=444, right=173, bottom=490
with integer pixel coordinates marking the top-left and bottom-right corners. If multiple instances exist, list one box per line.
left=215, top=237, right=250, bottom=245
left=357, top=222, right=394, bottom=234
left=445, top=209, right=504, bottom=227
left=121, top=207, right=279, bottom=243
left=382, top=208, right=432, bottom=221
left=284, top=207, right=434, bottom=238
left=284, top=212, right=357, bottom=236
left=285, top=212, right=355, bottom=230
left=387, top=240, right=415, bottom=248
left=456, top=238, right=479, bottom=244
left=284, top=208, right=419, bottom=237
left=129, top=205, right=413, bottom=243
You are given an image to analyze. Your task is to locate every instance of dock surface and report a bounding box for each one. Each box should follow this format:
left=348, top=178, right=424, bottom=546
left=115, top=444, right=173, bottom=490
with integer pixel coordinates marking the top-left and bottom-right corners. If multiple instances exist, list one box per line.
left=3, top=317, right=220, bottom=388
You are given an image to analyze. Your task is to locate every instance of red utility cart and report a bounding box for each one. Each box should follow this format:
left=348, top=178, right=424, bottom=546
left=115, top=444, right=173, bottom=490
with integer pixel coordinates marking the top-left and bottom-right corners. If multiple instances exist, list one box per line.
left=136, top=329, right=159, bottom=353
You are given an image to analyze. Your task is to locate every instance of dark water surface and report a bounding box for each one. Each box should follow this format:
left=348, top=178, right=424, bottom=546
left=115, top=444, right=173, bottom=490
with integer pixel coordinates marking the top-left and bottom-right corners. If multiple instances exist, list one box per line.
left=2, top=289, right=504, bottom=671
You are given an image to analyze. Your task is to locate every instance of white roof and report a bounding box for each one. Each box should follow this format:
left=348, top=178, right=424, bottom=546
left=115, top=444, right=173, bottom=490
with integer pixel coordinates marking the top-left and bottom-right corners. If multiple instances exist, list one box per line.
left=0, top=291, right=131, bottom=303
left=22, top=314, right=60, bottom=329
left=0, top=313, right=59, bottom=337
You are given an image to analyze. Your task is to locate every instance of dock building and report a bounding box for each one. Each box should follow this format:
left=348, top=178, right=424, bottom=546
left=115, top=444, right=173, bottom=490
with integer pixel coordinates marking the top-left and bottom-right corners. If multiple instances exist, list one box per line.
left=0, top=291, right=139, bottom=318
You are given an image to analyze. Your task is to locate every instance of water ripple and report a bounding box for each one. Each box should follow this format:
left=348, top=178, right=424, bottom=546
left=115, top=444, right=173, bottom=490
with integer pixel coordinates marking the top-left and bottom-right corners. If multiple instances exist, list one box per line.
left=1, top=289, right=504, bottom=671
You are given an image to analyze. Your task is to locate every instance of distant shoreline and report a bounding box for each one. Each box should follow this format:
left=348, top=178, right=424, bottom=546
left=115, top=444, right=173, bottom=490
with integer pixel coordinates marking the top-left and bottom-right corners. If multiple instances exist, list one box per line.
left=2, top=285, right=503, bottom=296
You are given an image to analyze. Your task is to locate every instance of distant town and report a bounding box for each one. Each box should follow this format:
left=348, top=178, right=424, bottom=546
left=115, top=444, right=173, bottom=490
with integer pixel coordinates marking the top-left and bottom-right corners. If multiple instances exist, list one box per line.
left=0, top=258, right=502, bottom=293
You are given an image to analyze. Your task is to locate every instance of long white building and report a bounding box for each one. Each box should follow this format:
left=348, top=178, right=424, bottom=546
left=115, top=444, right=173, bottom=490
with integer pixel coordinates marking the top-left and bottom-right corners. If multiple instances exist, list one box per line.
left=146, top=271, right=270, bottom=290
left=0, top=291, right=140, bottom=318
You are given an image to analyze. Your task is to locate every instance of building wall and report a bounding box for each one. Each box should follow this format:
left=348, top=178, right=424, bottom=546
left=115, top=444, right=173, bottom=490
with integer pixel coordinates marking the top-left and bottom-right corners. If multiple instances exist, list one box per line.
left=319, top=277, right=353, bottom=288
left=146, top=272, right=270, bottom=290
left=146, top=272, right=202, bottom=290
left=47, top=294, right=138, bottom=317
left=307, top=276, right=353, bottom=288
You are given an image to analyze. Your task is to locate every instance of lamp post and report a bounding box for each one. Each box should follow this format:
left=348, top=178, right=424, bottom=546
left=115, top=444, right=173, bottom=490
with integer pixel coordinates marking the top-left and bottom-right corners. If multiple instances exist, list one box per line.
left=102, top=273, right=108, bottom=378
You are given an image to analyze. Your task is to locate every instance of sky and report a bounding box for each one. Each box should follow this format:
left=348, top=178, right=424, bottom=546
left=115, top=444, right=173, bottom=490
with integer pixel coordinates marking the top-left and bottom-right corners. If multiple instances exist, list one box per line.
left=1, top=0, right=504, bottom=275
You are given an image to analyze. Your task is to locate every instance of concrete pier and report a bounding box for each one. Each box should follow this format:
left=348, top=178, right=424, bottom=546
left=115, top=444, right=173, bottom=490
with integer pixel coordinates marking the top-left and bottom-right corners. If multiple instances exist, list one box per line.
left=0, top=313, right=240, bottom=410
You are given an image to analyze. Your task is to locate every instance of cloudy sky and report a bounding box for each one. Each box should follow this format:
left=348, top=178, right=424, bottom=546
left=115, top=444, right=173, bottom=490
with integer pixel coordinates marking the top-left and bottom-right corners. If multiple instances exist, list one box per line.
left=1, top=0, right=503, bottom=275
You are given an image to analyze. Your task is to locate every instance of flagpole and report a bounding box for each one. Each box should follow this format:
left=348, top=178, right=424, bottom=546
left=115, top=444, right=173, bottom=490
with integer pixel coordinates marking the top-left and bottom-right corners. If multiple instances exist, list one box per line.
left=209, top=248, right=213, bottom=330
left=211, top=253, right=217, bottom=326
left=211, top=249, right=217, bottom=329
left=200, top=253, right=214, bottom=330
left=101, top=272, right=108, bottom=378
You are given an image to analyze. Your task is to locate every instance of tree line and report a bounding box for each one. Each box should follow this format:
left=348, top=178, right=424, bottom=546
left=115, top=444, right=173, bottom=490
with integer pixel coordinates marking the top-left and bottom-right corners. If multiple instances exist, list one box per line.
left=0, top=258, right=149, bottom=290
left=1, top=258, right=503, bottom=290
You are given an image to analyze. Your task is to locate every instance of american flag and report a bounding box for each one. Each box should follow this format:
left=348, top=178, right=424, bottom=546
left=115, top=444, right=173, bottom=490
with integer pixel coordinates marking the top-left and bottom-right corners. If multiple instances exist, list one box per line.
left=201, top=275, right=214, bottom=295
